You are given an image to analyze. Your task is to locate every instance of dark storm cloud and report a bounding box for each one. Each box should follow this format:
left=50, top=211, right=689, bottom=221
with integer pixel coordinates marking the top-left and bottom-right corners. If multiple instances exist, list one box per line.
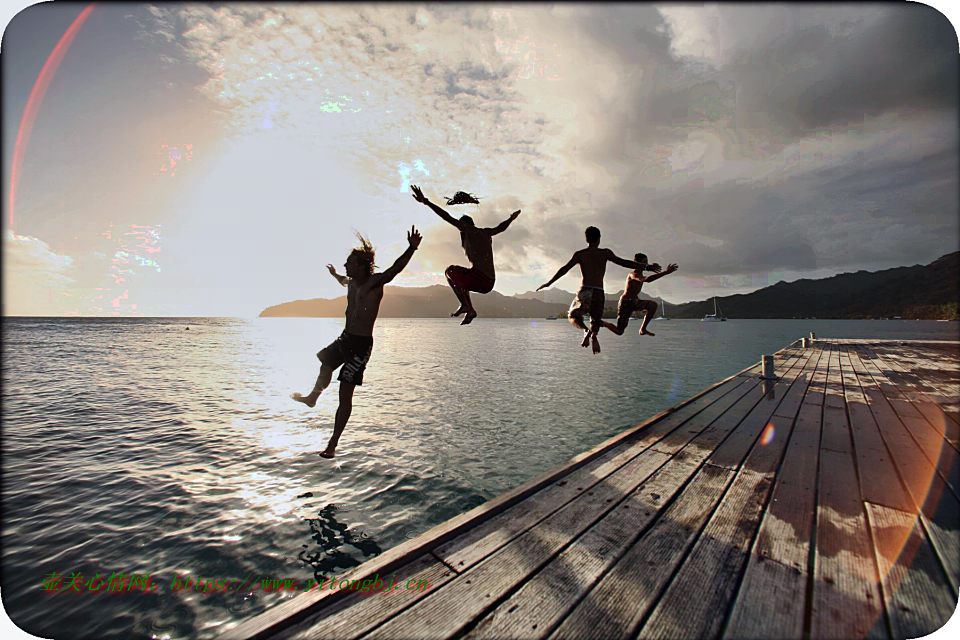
left=733, top=4, right=958, bottom=136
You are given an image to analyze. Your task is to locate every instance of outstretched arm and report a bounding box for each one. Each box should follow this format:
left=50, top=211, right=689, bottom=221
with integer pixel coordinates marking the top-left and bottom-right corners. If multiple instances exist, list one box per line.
left=607, top=250, right=662, bottom=273
left=327, top=264, right=349, bottom=286
left=537, top=255, right=579, bottom=291
left=411, top=185, right=461, bottom=229
left=489, top=210, right=520, bottom=235
left=375, top=226, right=423, bottom=285
left=644, top=263, right=678, bottom=283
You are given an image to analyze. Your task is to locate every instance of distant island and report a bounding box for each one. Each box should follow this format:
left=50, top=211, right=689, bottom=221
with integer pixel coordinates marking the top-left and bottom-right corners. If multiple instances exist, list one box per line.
left=260, top=252, right=958, bottom=320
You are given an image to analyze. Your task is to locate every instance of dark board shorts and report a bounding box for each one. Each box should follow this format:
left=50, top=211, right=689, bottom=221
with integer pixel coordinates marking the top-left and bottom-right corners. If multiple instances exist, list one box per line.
left=317, top=331, right=374, bottom=385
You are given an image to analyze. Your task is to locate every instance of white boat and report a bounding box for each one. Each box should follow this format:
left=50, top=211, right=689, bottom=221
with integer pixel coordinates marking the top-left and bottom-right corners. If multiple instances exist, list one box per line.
left=652, top=297, right=671, bottom=321
left=702, top=297, right=727, bottom=322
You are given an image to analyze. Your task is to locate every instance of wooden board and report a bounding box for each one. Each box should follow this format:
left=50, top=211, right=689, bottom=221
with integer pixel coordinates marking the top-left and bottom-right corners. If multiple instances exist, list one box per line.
left=866, top=503, right=958, bottom=640
left=810, top=449, right=887, bottom=640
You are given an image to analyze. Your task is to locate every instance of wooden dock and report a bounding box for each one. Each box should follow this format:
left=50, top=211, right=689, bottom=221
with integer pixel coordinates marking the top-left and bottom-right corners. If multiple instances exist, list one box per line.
left=222, top=338, right=959, bottom=640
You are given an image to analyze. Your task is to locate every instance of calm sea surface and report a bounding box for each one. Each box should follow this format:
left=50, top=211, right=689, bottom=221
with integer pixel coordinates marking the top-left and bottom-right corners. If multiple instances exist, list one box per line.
left=3, top=317, right=958, bottom=639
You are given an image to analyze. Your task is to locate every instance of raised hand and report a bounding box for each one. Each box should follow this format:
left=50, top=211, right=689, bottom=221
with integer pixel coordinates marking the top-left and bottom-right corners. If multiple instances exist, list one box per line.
left=647, top=263, right=662, bottom=273
left=411, top=184, right=427, bottom=204
left=327, top=264, right=337, bottom=276
left=666, top=263, right=679, bottom=274
left=407, top=225, right=422, bottom=249
left=510, top=210, right=521, bottom=220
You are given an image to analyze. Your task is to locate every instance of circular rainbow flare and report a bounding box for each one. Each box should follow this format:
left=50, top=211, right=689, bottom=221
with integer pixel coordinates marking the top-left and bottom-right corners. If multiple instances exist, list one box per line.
left=9, top=3, right=96, bottom=229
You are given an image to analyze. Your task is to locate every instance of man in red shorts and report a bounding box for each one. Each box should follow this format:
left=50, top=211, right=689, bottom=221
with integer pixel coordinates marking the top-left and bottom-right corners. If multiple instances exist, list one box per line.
left=410, top=184, right=520, bottom=325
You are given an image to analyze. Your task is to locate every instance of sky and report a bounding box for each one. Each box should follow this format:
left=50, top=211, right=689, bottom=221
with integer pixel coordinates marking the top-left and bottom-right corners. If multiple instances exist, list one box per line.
left=2, top=2, right=958, bottom=317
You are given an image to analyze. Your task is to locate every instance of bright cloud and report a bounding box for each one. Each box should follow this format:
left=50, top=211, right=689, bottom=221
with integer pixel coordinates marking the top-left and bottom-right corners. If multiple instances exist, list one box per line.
left=3, top=231, right=76, bottom=316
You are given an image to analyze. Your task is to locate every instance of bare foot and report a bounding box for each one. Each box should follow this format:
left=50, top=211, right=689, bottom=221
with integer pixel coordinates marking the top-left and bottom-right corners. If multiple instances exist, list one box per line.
left=460, top=310, right=478, bottom=325
left=591, top=335, right=601, bottom=354
left=580, top=332, right=592, bottom=348
left=319, top=449, right=335, bottom=459
left=292, top=392, right=318, bottom=408
left=639, top=329, right=656, bottom=337
left=450, top=305, right=468, bottom=317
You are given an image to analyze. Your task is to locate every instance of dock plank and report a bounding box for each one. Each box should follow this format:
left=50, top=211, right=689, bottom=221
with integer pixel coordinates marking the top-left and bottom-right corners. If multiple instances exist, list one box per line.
left=811, top=448, right=887, bottom=640
left=465, top=464, right=734, bottom=640
left=719, top=343, right=827, bottom=637
left=544, top=464, right=735, bottom=640
left=865, top=343, right=960, bottom=447
left=847, top=347, right=940, bottom=512
left=843, top=347, right=915, bottom=514
left=722, top=388, right=825, bottom=638
left=852, top=347, right=960, bottom=499
left=867, top=503, right=958, bottom=640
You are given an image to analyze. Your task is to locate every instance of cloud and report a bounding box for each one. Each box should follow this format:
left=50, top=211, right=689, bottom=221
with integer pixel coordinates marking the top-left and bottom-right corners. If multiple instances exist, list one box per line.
left=3, top=231, right=77, bottom=316
left=136, top=3, right=957, bottom=302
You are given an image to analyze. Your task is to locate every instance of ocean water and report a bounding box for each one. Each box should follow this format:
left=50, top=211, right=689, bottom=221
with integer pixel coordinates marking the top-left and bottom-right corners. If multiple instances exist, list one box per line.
left=3, top=316, right=957, bottom=639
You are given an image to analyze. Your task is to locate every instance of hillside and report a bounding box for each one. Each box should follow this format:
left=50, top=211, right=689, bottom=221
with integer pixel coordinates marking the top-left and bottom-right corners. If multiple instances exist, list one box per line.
left=261, top=285, right=575, bottom=318
left=260, top=252, right=958, bottom=320
left=667, top=252, right=958, bottom=320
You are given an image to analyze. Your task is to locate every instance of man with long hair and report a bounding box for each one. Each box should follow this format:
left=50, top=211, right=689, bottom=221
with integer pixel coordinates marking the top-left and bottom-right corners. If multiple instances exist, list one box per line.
left=292, top=227, right=422, bottom=458
left=410, top=184, right=519, bottom=325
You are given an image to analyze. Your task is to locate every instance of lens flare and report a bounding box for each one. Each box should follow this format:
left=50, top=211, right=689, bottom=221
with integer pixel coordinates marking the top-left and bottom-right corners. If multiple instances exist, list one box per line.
left=760, top=423, right=775, bottom=446
left=9, top=3, right=96, bottom=229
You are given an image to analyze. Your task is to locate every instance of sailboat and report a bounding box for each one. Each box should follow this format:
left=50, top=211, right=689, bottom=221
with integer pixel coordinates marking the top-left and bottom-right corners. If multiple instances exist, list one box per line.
left=652, top=297, right=671, bottom=321
left=702, top=296, right=727, bottom=322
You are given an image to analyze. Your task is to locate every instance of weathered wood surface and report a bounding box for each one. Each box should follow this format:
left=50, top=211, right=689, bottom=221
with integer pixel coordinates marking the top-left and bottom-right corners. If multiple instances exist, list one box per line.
left=221, top=339, right=959, bottom=640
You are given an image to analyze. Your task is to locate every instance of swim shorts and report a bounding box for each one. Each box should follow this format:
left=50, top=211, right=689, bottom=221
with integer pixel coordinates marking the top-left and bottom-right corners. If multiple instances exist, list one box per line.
left=616, top=298, right=656, bottom=332
left=317, top=331, right=374, bottom=385
left=445, top=266, right=494, bottom=294
left=570, top=286, right=605, bottom=329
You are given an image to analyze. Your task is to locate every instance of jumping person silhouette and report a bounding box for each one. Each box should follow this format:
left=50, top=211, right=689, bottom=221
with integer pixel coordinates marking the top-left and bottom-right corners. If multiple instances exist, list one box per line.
left=600, top=254, right=678, bottom=337
left=537, top=227, right=660, bottom=354
left=292, top=227, right=422, bottom=458
left=410, top=184, right=519, bottom=325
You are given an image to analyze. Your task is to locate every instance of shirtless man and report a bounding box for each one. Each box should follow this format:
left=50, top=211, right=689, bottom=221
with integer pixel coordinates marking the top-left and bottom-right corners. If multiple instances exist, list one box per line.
left=536, top=226, right=660, bottom=354
left=600, top=254, right=678, bottom=337
left=410, top=184, right=519, bottom=325
left=292, top=227, right=422, bottom=458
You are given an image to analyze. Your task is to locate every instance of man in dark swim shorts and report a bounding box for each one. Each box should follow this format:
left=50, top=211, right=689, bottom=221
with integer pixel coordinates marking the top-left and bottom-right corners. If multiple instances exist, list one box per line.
left=600, top=255, right=678, bottom=338
left=537, top=226, right=660, bottom=354
left=316, top=332, right=374, bottom=386
left=410, top=184, right=519, bottom=325
left=292, top=226, right=422, bottom=459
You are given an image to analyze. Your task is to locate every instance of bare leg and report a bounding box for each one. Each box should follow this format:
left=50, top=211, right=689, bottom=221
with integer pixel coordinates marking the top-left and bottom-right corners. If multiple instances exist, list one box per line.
left=600, top=320, right=625, bottom=336
left=569, top=313, right=590, bottom=347
left=292, top=363, right=334, bottom=408
left=446, top=270, right=469, bottom=316
left=588, top=324, right=601, bottom=354
left=459, top=290, right=477, bottom=325
left=320, top=382, right=356, bottom=458
left=638, top=301, right=657, bottom=336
